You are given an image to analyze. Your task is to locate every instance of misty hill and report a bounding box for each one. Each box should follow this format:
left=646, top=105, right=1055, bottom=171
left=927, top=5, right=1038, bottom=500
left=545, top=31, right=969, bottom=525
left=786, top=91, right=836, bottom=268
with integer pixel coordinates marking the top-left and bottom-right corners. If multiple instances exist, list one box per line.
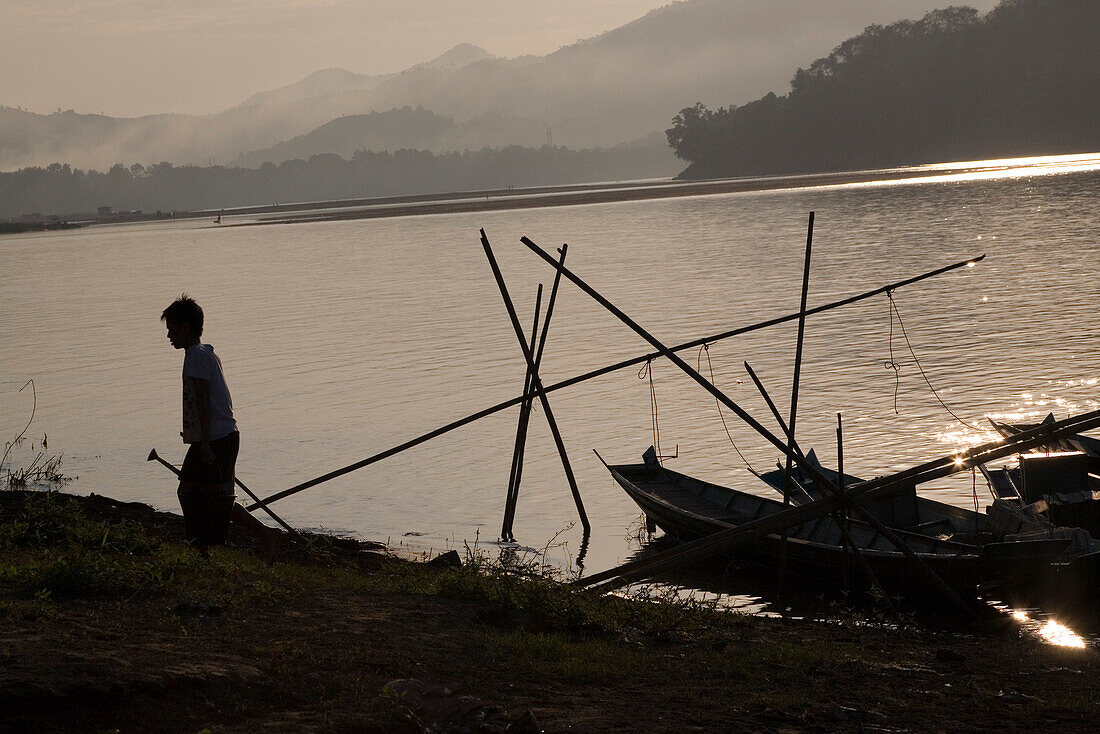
left=233, top=108, right=452, bottom=167
left=0, top=106, right=192, bottom=172
left=232, top=44, right=493, bottom=110
left=668, top=0, right=1100, bottom=179
left=1, top=1, right=958, bottom=171
left=231, top=107, right=557, bottom=168
left=0, top=45, right=495, bottom=172
left=235, top=68, right=384, bottom=110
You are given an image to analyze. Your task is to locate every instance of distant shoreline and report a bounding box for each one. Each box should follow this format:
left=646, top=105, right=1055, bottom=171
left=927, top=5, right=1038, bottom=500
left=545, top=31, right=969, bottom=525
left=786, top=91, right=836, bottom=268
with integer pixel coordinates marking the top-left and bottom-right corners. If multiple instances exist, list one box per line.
left=228, top=167, right=948, bottom=227
left=0, top=220, right=85, bottom=234
left=12, top=154, right=1090, bottom=234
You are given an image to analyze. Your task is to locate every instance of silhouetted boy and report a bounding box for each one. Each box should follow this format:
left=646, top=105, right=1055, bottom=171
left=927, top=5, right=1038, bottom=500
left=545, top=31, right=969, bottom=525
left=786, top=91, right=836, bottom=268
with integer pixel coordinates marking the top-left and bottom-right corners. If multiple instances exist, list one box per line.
left=161, top=294, right=278, bottom=563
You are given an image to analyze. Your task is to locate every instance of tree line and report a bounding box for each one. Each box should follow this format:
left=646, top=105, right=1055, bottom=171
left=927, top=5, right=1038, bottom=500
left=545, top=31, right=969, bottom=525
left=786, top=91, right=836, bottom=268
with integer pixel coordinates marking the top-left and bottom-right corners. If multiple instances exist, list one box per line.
left=667, top=0, right=1100, bottom=179
left=0, top=144, right=674, bottom=219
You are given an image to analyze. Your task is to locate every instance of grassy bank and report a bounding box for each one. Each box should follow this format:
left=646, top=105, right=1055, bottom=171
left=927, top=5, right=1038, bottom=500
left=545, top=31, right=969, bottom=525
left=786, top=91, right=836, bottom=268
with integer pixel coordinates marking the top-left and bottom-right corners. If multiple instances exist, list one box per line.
left=2, top=489, right=1098, bottom=733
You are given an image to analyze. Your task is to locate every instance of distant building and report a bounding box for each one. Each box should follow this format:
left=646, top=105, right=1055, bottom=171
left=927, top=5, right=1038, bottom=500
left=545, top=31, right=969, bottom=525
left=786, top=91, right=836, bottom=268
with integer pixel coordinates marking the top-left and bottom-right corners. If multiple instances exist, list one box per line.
left=97, top=206, right=113, bottom=215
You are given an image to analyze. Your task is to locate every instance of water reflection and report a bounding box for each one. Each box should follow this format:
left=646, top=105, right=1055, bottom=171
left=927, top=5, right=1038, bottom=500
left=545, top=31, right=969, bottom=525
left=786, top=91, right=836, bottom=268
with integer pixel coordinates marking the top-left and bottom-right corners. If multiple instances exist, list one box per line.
left=1000, top=607, right=1089, bottom=648
left=852, top=153, right=1100, bottom=189
left=621, top=525, right=1099, bottom=648
left=913, top=152, right=1100, bottom=174
left=613, top=532, right=902, bottom=620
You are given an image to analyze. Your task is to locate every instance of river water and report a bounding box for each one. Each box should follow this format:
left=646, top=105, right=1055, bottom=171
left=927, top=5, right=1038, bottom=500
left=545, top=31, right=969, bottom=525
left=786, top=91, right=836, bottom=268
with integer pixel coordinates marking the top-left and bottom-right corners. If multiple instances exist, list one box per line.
left=2, top=154, right=1098, bottom=601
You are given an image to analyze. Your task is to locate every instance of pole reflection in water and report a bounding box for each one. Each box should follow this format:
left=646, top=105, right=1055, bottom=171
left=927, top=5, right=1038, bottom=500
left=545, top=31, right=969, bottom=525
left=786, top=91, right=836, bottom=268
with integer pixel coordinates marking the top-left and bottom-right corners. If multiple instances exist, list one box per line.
left=493, top=522, right=589, bottom=578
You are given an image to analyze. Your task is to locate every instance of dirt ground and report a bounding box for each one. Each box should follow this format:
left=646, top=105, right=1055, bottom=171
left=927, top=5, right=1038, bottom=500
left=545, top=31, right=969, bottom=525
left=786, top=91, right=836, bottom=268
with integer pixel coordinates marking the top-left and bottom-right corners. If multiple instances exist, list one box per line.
left=2, top=492, right=1099, bottom=733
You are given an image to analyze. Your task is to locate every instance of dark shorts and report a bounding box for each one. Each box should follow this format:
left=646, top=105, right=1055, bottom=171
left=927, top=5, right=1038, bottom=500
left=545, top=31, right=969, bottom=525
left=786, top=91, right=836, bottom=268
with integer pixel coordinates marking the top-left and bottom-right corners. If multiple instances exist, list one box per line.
left=177, top=431, right=239, bottom=546
left=179, top=431, right=239, bottom=487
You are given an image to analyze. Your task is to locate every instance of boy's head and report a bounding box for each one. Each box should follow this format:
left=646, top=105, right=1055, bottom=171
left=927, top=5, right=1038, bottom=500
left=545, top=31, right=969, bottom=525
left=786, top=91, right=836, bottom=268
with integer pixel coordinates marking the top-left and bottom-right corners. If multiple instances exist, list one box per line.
left=161, top=294, right=203, bottom=348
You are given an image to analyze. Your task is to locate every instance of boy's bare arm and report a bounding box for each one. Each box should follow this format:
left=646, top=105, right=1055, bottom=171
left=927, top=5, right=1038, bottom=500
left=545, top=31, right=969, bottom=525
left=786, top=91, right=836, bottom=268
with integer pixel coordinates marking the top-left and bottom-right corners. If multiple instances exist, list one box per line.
left=187, top=376, right=215, bottom=461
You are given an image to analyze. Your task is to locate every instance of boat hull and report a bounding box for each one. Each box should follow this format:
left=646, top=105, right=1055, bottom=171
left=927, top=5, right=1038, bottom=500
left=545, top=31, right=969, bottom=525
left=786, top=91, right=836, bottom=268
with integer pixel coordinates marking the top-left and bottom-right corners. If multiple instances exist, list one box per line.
left=610, top=460, right=1068, bottom=601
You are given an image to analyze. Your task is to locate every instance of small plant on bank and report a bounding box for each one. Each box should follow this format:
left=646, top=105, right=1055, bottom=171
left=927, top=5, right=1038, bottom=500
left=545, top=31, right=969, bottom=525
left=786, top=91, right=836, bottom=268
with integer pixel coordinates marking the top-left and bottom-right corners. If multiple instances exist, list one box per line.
left=5, top=451, right=70, bottom=488
left=2, top=380, right=71, bottom=490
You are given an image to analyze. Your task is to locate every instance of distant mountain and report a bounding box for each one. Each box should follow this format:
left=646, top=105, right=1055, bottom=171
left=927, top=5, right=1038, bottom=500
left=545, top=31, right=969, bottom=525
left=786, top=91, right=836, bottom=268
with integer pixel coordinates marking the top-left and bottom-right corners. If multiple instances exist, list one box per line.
left=1, top=2, right=992, bottom=171
left=407, top=43, right=496, bottom=72
left=235, top=68, right=383, bottom=110
left=232, top=44, right=493, bottom=111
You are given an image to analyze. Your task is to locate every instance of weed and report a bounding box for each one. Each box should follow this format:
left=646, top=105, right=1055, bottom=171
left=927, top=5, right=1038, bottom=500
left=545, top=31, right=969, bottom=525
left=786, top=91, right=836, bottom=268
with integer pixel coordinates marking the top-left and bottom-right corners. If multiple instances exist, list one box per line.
left=5, top=452, right=70, bottom=488
left=2, top=380, right=71, bottom=489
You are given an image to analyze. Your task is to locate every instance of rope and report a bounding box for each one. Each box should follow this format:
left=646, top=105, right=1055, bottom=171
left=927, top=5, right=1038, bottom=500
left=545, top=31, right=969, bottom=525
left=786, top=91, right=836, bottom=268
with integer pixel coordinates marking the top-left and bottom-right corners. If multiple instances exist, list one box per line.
left=638, top=358, right=662, bottom=458
left=882, top=293, right=903, bottom=413
left=884, top=291, right=980, bottom=430
left=697, top=343, right=755, bottom=472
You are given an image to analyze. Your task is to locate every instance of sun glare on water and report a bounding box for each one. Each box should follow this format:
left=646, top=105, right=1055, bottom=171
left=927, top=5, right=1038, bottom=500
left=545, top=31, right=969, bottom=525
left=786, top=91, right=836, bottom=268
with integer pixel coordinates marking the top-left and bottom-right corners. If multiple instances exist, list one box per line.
left=845, top=152, right=1100, bottom=190
left=1011, top=610, right=1087, bottom=648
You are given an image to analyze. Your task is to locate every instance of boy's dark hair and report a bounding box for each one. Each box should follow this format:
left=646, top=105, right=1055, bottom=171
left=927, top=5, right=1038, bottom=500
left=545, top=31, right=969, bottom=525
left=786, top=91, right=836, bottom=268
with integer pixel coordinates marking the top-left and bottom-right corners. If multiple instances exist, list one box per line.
left=161, top=294, right=203, bottom=337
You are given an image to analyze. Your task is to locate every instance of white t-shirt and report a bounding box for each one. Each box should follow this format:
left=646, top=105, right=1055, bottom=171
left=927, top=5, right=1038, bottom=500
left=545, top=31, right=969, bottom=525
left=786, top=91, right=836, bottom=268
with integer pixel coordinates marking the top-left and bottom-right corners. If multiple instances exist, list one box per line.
left=181, top=343, right=238, bottom=443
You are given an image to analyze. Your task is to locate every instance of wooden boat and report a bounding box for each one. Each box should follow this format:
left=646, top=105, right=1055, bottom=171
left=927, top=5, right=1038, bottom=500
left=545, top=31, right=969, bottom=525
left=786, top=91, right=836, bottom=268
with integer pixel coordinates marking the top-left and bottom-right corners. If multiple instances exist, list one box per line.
left=607, top=449, right=1070, bottom=600
left=754, top=449, right=986, bottom=540
left=985, top=415, right=1100, bottom=535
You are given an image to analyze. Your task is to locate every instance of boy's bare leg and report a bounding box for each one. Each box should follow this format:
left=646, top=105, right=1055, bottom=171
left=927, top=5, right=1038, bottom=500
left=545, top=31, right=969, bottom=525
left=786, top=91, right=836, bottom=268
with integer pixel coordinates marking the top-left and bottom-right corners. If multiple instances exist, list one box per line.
left=231, top=503, right=279, bottom=565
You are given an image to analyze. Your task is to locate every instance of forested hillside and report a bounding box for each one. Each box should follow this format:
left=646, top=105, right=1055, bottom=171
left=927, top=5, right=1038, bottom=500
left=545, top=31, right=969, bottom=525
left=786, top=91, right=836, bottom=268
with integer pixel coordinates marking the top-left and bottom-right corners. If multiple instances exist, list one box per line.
left=668, top=0, right=1099, bottom=178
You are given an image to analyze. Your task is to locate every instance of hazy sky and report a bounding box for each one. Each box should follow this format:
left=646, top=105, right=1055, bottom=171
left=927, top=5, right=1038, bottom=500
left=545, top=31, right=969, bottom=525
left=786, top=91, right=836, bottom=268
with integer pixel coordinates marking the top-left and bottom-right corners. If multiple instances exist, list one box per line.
left=2, top=0, right=1002, bottom=119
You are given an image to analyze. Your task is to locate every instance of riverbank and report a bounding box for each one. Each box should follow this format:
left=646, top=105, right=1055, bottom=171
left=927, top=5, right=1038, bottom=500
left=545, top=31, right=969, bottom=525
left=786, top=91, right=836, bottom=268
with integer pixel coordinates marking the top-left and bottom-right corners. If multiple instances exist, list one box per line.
left=3, top=489, right=1098, bottom=733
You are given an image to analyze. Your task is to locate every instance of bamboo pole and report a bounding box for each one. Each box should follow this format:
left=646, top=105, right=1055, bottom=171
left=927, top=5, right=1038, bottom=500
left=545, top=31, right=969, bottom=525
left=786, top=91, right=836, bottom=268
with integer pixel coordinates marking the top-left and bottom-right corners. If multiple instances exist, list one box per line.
left=502, top=245, right=569, bottom=542
left=513, top=245, right=568, bottom=506
left=481, top=230, right=590, bottom=532
left=744, top=363, right=797, bottom=446
left=782, top=212, right=815, bottom=504
left=500, top=284, right=543, bottom=542
left=247, top=252, right=984, bottom=510
left=836, top=413, right=852, bottom=590
left=778, top=212, right=815, bottom=578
